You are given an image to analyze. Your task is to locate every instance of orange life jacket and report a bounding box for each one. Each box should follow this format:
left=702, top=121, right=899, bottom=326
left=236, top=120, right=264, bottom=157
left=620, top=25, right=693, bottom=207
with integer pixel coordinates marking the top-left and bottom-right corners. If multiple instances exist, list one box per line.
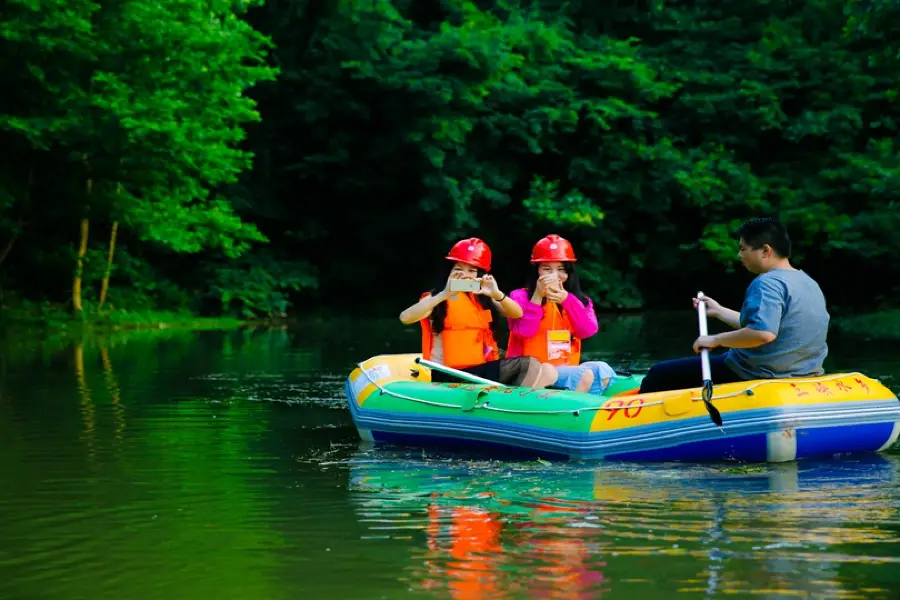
left=516, top=301, right=581, bottom=366
left=420, top=292, right=499, bottom=369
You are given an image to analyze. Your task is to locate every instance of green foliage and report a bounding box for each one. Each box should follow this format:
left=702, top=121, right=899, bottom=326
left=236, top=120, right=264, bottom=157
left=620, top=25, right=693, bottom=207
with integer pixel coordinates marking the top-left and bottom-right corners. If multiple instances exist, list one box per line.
left=203, top=253, right=317, bottom=318
left=237, top=0, right=900, bottom=310
left=2, top=0, right=900, bottom=320
left=523, top=178, right=605, bottom=227
left=1, top=0, right=276, bottom=257
left=0, top=0, right=276, bottom=317
left=833, top=310, right=900, bottom=342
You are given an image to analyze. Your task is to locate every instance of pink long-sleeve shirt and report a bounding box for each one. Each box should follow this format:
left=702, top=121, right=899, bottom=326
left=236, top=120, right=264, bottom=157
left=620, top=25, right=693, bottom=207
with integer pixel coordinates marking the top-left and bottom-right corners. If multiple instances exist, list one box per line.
left=506, top=288, right=599, bottom=358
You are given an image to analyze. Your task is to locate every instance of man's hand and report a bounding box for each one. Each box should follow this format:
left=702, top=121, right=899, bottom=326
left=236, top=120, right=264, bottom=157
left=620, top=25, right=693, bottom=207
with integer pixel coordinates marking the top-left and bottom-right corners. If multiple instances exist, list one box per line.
left=693, top=335, right=720, bottom=353
left=693, top=295, right=723, bottom=319
left=693, top=294, right=742, bottom=329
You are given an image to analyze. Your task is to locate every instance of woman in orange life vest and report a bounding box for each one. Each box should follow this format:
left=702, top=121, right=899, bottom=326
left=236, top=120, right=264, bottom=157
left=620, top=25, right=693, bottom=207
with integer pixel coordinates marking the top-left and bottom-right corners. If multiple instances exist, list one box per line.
left=399, top=238, right=559, bottom=388
left=506, top=234, right=617, bottom=394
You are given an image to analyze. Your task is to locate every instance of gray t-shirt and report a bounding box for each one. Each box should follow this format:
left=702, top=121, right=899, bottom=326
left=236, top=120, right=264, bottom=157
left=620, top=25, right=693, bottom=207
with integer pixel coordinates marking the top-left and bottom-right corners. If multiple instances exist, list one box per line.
left=725, top=269, right=829, bottom=379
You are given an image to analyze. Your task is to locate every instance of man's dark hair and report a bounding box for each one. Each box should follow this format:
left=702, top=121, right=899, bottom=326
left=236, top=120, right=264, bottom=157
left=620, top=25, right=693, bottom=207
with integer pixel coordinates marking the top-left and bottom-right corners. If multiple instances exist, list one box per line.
left=737, top=217, right=791, bottom=258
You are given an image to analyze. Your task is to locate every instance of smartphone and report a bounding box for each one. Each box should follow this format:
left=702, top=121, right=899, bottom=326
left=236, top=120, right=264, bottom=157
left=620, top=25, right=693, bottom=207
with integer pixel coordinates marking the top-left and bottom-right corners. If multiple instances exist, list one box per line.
left=449, top=278, right=481, bottom=293
left=542, top=272, right=560, bottom=287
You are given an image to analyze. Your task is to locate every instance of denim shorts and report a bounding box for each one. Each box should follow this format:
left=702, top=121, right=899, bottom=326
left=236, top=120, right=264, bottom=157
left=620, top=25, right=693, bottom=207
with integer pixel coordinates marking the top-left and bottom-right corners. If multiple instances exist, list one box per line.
left=552, top=361, right=617, bottom=395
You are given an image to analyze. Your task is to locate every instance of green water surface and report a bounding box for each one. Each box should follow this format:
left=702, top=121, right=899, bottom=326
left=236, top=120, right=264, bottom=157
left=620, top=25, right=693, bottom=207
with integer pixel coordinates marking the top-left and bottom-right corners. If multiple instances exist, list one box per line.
left=1, top=315, right=899, bottom=599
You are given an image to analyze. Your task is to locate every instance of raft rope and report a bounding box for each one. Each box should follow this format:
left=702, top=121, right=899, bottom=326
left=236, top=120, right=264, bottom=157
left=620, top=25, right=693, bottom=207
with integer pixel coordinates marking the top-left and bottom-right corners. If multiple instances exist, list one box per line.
left=355, top=363, right=665, bottom=415
left=354, top=363, right=869, bottom=416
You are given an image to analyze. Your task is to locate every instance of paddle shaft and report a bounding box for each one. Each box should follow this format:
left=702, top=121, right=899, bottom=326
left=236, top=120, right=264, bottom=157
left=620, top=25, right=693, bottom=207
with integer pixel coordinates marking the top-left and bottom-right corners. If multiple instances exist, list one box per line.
left=415, top=357, right=506, bottom=387
left=695, top=291, right=723, bottom=426
left=696, top=291, right=712, bottom=382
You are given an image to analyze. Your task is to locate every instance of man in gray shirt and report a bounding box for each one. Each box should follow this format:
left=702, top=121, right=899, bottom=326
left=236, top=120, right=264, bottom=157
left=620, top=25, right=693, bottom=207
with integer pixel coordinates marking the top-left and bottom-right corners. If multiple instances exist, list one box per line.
left=639, top=218, right=830, bottom=393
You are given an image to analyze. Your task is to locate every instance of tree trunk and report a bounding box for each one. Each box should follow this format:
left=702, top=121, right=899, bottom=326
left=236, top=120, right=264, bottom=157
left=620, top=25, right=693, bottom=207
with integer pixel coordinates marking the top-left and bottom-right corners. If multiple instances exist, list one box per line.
left=72, top=217, right=90, bottom=314
left=73, top=167, right=91, bottom=314
left=97, top=221, right=118, bottom=311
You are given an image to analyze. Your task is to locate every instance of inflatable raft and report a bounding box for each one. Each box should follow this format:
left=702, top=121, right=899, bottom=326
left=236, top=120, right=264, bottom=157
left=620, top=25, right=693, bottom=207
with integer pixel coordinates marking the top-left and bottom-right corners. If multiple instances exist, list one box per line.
left=345, top=354, right=900, bottom=463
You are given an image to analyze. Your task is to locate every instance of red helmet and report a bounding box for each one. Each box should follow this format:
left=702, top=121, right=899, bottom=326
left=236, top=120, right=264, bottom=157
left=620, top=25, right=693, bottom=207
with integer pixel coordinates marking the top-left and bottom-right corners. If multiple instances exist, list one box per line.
left=531, top=234, right=577, bottom=263
left=446, top=238, right=492, bottom=271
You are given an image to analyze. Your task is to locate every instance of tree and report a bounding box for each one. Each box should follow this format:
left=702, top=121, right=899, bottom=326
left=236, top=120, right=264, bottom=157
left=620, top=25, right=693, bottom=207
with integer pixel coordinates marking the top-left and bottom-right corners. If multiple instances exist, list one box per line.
left=0, top=0, right=275, bottom=312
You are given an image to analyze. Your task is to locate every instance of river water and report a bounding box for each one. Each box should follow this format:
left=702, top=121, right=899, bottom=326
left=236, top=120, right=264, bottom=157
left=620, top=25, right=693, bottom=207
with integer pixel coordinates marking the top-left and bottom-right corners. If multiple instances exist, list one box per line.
left=1, top=315, right=898, bottom=599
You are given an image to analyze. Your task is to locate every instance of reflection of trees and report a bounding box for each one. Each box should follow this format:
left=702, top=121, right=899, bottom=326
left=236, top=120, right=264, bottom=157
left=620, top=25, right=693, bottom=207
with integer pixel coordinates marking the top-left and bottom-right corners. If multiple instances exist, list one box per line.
left=2, top=326, right=898, bottom=598
left=0, top=329, right=294, bottom=599
left=74, top=341, right=95, bottom=460
left=99, top=344, right=125, bottom=444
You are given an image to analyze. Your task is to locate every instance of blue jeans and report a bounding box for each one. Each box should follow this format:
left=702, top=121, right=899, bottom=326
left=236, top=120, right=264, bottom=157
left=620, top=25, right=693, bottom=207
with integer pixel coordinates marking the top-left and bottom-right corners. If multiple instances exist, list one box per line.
left=552, top=361, right=617, bottom=395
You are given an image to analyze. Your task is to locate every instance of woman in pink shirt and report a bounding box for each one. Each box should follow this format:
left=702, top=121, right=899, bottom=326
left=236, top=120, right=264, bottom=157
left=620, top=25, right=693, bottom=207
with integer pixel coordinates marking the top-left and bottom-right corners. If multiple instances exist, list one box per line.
left=506, top=235, right=616, bottom=394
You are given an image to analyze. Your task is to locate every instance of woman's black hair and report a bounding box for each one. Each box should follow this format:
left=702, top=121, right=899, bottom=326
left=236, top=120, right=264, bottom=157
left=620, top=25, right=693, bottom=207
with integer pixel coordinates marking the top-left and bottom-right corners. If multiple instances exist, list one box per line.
left=429, top=263, right=498, bottom=335
left=525, top=262, right=591, bottom=309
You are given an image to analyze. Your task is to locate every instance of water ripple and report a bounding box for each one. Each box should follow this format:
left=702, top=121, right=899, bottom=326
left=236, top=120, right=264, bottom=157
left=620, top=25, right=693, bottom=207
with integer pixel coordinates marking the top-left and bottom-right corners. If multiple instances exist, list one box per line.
left=1, top=328, right=899, bottom=600
left=346, top=451, right=900, bottom=599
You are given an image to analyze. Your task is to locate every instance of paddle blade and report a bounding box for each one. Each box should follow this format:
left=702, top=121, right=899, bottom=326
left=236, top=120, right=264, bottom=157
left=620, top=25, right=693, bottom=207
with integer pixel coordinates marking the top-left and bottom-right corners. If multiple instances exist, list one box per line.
left=702, top=379, right=723, bottom=426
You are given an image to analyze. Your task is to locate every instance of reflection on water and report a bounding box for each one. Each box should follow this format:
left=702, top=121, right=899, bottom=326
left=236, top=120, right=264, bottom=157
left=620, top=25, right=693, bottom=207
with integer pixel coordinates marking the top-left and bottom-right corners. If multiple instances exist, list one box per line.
left=0, top=322, right=898, bottom=599
left=349, top=453, right=900, bottom=599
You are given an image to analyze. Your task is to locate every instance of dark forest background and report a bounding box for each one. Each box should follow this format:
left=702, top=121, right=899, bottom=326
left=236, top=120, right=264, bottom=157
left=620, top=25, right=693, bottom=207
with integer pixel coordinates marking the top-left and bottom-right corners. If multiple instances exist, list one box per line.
left=2, top=0, right=898, bottom=321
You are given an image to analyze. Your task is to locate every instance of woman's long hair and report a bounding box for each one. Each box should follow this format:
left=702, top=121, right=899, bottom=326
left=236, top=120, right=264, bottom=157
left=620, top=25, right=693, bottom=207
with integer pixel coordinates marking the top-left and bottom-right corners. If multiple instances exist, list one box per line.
left=525, top=263, right=591, bottom=309
left=429, top=264, right=497, bottom=335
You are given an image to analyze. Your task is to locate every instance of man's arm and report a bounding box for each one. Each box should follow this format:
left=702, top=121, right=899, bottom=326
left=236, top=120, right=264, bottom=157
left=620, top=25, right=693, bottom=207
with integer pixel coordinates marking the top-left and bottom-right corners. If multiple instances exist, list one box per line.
left=694, top=296, right=741, bottom=329
left=695, top=277, right=784, bottom=351
left=717, top=308, right=741, bottom=330
left=713, top=327, right=776, bottom=348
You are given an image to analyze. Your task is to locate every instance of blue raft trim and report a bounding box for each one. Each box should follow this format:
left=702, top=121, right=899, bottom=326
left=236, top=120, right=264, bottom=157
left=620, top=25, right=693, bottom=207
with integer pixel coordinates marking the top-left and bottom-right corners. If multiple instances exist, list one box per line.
left=346, top=380, right=900, bottom=461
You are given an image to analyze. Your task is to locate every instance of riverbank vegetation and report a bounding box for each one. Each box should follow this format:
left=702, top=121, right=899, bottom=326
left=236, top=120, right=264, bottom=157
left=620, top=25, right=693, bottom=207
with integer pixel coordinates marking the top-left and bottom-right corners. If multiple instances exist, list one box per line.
left=832, top=310, right=900, bottom=343
left=2, top=0, right=898, bottom=332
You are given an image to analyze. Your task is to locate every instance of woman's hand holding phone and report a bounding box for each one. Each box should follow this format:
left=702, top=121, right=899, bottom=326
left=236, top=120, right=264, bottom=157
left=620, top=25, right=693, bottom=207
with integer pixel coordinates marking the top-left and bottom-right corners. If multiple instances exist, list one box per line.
left=442, top=271, right=462, bottom=297
left=540, top=274, right=567, bottom=303
left=476, top=274, right=502, bottom=300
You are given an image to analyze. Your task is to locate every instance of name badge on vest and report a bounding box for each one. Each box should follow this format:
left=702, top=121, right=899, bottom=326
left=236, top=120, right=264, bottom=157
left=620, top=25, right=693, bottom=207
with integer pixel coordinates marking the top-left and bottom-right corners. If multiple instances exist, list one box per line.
left=547, top=330, right=572, bottom=362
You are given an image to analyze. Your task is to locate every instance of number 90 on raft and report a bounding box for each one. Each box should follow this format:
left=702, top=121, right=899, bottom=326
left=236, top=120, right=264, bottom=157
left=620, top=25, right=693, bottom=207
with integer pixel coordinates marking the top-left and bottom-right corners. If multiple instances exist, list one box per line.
left=603, top=397, right=644, bottom=421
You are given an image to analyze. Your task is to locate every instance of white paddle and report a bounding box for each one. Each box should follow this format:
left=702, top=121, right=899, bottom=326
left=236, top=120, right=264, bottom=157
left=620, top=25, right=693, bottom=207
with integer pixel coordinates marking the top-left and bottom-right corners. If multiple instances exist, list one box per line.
left=696, top=291, right=723, bottom=426
left=415, top=357, right=505, bottom=387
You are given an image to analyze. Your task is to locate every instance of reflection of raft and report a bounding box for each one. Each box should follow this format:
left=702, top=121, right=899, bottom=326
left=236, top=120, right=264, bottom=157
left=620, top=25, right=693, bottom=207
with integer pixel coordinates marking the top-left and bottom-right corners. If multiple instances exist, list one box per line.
left=345, top=354, right=900, bottom=463
left=349, top=454, right=900, bottom=511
